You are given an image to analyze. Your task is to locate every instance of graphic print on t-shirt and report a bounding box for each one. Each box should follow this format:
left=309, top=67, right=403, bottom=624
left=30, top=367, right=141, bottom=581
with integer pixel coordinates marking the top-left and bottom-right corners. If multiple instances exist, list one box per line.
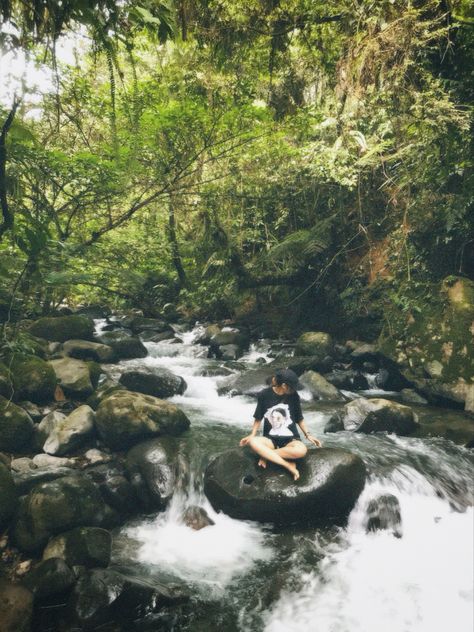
left=264, top=403, right=294, bottom=437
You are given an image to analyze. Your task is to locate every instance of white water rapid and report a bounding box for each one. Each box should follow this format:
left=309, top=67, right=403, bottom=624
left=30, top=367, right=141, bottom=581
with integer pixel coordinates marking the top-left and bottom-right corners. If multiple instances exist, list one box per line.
left=103, top=322, right=473, bottom=632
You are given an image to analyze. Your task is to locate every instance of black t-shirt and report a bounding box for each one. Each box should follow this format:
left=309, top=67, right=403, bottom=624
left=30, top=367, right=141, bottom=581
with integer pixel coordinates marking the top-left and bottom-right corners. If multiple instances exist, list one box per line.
left=253, top=387, right=303, bottom=439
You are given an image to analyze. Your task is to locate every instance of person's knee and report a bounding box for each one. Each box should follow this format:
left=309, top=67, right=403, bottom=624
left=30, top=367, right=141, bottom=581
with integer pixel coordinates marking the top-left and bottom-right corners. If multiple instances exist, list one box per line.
left=248, top=436, right=260, bottom=450
left=291, top=442, right=307, bottom=459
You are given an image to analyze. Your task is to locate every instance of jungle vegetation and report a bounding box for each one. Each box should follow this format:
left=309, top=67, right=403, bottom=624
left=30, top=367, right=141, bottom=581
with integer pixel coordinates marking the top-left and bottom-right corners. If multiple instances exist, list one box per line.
left=0, top=0, right=473, bottom=338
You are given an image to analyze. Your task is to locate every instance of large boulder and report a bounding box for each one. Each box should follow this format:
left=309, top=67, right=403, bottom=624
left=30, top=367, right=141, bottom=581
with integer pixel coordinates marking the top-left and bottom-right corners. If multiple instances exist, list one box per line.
left=0, top=462, right=18, bottom=529
left=11, top=474, right=119, bottom=552
left=0, top=579, right=33, bottom=632
left=119, top=368, right=186, bottom=399
left=29, top=315, right=95, bottom=342
left=50, top=358, right=101, bottom=398
left=295, top=332, right=334, bottom=359
left=43, top=527, right=112, bottom=568
left=211, top=328, right=249, bottom=348
left=43, top=405, right=95, bottom=456
left=63, top=340, right=116, bottom=363
left=8, top=354, right=57, bottom=403
left=84, top=462, right=140, bottom=517
left=326, top=397, right=419, bottom=436
left=299, top=370, right=346, bottom=401
left=0, top=396, right=35, bottom=452
left=325, top=369, right=369, bottom=390
left=35, top=410, right=67, bottom=450
left=204, top=447, right=366, bottom=525
left=126, top=438, right=182, bottom=510
left=67, top=569, right=188, bottom=629
left=95, top=390, right=190, bottom=450
left=96, top=331, right=148, bottom=360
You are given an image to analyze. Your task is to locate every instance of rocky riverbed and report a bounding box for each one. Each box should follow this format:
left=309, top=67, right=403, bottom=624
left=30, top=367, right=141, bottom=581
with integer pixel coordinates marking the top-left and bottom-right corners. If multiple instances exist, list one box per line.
left=0, top=311, right=473, bottom=631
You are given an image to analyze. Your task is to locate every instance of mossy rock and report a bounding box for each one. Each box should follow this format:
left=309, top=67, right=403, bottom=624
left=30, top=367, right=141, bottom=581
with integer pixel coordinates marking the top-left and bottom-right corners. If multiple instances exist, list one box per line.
left=8, top=353, right=57, bottom=403
left=295, top=332, right=334, bottom=359
left=0, top=362, right=13, bottom=398
left=379, top=276, right=474, bottom=383
left=29, top=316, right=95, bottom=343
left=50, top=358, right=100, bottom=399
left=0, top=396, right=35, bottom=452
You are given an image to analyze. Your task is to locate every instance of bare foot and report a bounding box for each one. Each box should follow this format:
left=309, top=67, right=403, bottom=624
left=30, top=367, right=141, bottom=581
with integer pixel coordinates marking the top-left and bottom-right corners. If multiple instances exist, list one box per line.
left=258, top=457, right=267, bottom=468
left=287, top=462, right=300, bottom=481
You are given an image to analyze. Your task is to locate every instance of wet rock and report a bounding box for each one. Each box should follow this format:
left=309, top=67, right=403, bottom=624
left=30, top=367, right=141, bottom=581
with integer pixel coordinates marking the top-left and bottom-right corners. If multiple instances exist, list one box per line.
left=204, top=447, right=366, bottom=525
left=8, top=353, right=57, bottom=403
left=22, top=557, right=76, bottom=600
left=17, top=400, right=43, bottom=421
left=139, top=330, right=176, bottom=343
left=349, top=343, right=379, bottom=365
left=198, top=366, right=234, bottom=377
left=63, top=339, right=116, bottom=363
left=295, top=332, right=334, bottom=359
left=0, top=579, right=33, bottom=632
left=0, top=462, right=18, bottom=529
left=86, top=378, right=123, bottom=410
left=119, top=367, right=187, bottom=399
left=84, top=449, right=111, bottom=465
left=50, top=358, right=101, bottom=399
left=323, top=413, right=344, bottom=433
left=374, top=366, right=411, bottom=391
left=325, top=370, right=369, bottom=390
left=126, top=438, right=181, bottom=510
left=11, top=474, right=119, bottom=553
left=181, top=505, right=214, bottom=530
left=299, top=371, right=346, bottom=402
left=12, top=467, right=75, bottom=496
left=96, top=331, right=148, bottom=360
left=29, top=315, right=95, bottom=342
left=84, top=462, right=140, bottom=516
left=328, top=397, right=419, bottom=435
left=96, top=390, right=190, bottom=450
left=129, top=317, right=173, bottom=335
left=67, top=568, right=189, bottom=629
left=43, top=527, right=112, bottom=568
left=32, top=454, right=77, bottom=468
left=0, top=396, right=35, bottom=452
left=195, top=324, right=221, bottom=345
left=43, top=405, right=95, bottom=456
left=273, top=355, right=334, bottom=375
left=365, top=494, right=402, bottom=538
left=217, top=366, right=273, bottom=396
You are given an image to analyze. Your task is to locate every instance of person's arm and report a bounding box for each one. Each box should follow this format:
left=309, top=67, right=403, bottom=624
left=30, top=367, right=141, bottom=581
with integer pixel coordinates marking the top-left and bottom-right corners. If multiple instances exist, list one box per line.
left=240, top=419, right=261, bottom=446
left=297, top=419, right=322, bottom=447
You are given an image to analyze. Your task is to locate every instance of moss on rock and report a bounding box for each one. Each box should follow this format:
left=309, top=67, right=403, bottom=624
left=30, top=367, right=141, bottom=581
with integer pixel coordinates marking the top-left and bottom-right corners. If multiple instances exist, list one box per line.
left=29, top=315, right=95, bottom=343
left=0, top=396, right=35, bottom=452
left=7, top=353, right=57, bottom=403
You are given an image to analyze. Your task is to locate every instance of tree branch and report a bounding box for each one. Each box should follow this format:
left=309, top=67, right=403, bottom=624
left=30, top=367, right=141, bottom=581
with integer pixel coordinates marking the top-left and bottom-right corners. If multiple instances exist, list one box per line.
left=0, top=98, right=21, bottom=240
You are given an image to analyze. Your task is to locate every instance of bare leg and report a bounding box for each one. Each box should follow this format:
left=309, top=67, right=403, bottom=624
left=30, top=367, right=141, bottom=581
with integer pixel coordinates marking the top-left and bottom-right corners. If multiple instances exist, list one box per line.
left=248, top=437, right=300, bottom=480
left=274, top=440, right=307, bottom=461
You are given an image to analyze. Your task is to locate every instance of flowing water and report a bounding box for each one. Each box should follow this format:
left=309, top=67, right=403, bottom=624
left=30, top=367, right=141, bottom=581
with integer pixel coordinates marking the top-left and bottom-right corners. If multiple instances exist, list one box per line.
left=99, top=323, right=474, bottom=632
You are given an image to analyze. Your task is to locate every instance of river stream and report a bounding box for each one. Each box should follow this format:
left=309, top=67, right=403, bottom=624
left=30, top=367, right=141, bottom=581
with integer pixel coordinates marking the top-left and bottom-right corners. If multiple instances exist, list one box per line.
left=98, top=323, right=474, bottom=632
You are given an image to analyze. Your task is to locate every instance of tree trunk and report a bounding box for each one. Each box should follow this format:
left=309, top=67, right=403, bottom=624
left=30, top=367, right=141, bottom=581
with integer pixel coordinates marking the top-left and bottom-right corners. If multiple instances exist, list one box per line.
left=167, top=201, right=187, bottom=287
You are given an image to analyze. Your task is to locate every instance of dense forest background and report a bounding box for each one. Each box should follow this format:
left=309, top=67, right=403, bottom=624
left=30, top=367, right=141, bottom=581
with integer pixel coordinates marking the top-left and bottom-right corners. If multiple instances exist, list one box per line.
left=1, top=0, right=473, bottom=343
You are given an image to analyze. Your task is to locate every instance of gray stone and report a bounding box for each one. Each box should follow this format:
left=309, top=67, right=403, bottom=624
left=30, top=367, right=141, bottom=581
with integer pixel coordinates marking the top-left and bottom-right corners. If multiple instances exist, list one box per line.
left=119, top=367, right=186, bottom=399
left=204, top=447, right=366, bottom=525
left=181, top=505, right=214, bottom=530
left=96, top=332, right=148, bottom=360
left=43, top=405, right=95, bottom=456
left=333, top=397, right=419, bottom=435
left=63, top=339, right=116, bottom=363
left=32, top=454, right=77, bottom=468
left=10, top=457, right=36, bottom=473
left=365, top=494, right=402, bottom=538
left=219, top=344, right=242, bottom=360
left=299, top=370, right=346, bottom=401
left=36, top=410, right=67, bottom=447
left=50, top=358, right=100, bottom=398
left=95, top=390, right=190, bottom=450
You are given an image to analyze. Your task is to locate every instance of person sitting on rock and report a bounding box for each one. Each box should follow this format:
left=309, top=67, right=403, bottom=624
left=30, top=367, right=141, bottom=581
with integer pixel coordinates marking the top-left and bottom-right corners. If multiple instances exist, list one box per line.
left=239, top=369, right=321, bottom=481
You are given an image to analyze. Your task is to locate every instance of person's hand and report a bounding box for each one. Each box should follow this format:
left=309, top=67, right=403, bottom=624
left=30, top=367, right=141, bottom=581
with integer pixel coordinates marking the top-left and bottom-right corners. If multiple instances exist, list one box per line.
left=239, top=435, right=253, bottom=447
left=306, top=434, right=321, bottom=448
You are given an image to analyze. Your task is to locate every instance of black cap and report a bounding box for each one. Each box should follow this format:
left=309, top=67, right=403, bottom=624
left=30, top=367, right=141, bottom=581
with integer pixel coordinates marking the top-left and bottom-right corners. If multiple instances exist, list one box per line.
left=275, top=368, right=303, bottom=391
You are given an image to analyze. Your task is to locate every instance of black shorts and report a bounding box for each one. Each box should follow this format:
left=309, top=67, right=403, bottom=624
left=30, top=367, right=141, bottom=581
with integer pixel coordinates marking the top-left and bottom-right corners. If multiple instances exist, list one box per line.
left=268, top=436, right=296, bottom=449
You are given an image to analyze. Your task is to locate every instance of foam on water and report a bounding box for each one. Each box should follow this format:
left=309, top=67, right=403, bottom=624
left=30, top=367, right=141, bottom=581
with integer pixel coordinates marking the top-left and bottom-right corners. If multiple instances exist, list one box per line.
left=264, top=474, right=474, bottom=632
left=124, top=491, right=271, bottom=597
